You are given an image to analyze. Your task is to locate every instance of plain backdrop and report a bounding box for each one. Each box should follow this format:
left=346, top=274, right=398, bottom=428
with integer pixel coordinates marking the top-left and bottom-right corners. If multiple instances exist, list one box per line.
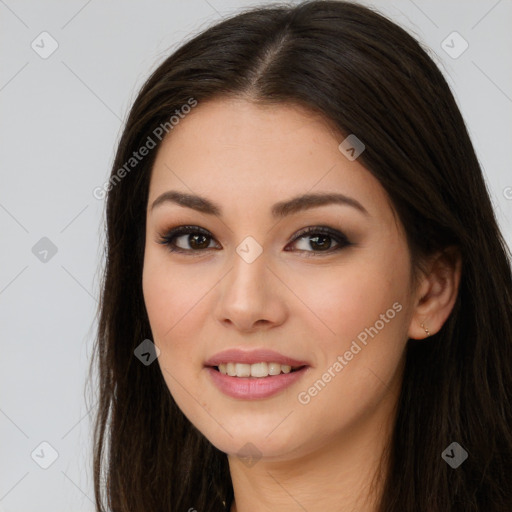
left=1, top=0, right=511, bottom=510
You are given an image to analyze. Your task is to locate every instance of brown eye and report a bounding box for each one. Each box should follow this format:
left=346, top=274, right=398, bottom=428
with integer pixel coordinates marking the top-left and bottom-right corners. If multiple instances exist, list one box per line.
left=286, top=226, right=351, bottom=254
left=157, top=226, right=219, bottom=253
left=179, top=233, right=211, bottom=250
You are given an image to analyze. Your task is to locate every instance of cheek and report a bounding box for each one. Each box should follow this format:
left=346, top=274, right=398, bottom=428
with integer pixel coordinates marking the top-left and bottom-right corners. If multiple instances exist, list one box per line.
left=293, top=289, right=407, bottom=447
left=288, top=249, right=410, bottom=411
left=142, top=251, right=200, bottom=360
left=142, top=255, right=206, bottom=413
left=142, top=248, right=204, bottom=338
left=142, top=249, right=220, bottom=391
left=142, top=261, right=179, bottom=339
left=288, top=249, right=410, bottom=348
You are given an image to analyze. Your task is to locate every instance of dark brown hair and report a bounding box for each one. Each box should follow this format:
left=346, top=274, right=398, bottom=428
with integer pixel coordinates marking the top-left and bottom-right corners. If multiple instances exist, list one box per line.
left=89, top=1, right=512, bottom=510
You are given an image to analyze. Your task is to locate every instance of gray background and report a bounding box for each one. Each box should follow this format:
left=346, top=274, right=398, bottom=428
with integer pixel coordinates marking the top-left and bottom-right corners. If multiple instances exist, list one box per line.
left=1, top=0, right=511, bottom=510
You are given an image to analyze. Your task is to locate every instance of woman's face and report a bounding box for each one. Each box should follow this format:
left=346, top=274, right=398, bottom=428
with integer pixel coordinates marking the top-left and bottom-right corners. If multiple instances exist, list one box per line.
left=143, top=97, right=418, bottom=461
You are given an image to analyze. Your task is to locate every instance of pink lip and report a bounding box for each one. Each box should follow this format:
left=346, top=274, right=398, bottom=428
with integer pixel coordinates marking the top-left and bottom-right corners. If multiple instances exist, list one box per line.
left=204, top=348, right=311, bottom=400
left=204, top=348, right=309, bottom=367
left=206, top=366, right=310, bottom=400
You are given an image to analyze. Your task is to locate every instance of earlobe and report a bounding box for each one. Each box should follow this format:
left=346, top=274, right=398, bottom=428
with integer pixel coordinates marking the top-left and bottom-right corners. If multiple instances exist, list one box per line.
left=408, top=246, right=462, bottom=340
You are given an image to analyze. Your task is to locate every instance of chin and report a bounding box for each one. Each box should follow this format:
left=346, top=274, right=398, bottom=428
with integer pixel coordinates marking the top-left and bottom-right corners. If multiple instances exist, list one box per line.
left=196, top=418, right=301, bottom=460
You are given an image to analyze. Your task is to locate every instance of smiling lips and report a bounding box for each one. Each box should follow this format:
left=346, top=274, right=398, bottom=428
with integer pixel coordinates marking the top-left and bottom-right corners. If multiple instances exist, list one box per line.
left=204, top=348, right=310, bottom=399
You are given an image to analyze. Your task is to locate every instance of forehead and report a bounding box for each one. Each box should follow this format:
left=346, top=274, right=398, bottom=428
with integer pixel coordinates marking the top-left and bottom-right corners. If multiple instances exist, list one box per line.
left=148, top=97, right=391, bottom=221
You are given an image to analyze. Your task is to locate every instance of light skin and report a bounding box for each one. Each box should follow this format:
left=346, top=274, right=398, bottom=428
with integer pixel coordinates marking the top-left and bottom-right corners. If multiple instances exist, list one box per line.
left=142, top=97, right=461, bottom=512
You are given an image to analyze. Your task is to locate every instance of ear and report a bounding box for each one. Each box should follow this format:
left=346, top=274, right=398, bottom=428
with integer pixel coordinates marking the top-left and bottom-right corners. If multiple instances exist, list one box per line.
left=408, top=246, right=462, bottom=340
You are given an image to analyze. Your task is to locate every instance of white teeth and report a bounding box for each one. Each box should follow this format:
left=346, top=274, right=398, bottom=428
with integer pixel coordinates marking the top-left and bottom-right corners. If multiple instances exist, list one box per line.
left=226, top=362, right=237, bottom=376
left=268, top=362, right=281, bottom=375
left=235, top=363, right=251, bottom=377
left=217, top=362, right=298, bottom=377
left=250, top=362, right=268, bottom=377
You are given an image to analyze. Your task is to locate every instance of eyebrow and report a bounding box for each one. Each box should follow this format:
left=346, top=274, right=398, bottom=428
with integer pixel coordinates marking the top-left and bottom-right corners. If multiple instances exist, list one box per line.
left=150, top=190, right=369, bottom=218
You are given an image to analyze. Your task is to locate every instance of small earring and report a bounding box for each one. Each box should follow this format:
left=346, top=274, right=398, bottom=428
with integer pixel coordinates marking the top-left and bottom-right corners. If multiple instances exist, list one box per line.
left=420, top=322, right=431, bottom=337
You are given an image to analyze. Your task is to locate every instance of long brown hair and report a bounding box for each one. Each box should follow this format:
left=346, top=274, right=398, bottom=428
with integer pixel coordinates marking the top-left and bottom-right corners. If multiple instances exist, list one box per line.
left=89, top=1, right=512, bottom=510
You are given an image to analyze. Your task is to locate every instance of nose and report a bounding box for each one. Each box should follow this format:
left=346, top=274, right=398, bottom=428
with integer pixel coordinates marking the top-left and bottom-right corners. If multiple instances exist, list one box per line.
left=214, top=249, right=288, bottom=333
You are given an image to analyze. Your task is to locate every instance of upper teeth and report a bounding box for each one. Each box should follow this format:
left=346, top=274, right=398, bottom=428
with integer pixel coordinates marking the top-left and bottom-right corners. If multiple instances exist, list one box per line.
left=218, top=362, right=295, bottom=378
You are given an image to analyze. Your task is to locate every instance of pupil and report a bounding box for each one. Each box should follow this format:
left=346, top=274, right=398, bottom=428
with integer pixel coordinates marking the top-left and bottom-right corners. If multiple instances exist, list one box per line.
left=190, top=234, right=209, bottom=249
left=311, top=235, right=330, bottom=250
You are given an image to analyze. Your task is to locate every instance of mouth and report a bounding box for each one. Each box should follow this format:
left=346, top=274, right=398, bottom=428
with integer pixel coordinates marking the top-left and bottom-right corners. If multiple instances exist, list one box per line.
left=204, top=349, right=311, bottom=398
left=209, top=362, right=307, bottom=378
left=205, top=363, right=310, bottom=400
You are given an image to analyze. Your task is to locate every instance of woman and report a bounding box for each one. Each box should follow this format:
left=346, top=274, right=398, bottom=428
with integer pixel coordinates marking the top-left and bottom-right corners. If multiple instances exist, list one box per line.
left=90, top=1, right=512, bottom=511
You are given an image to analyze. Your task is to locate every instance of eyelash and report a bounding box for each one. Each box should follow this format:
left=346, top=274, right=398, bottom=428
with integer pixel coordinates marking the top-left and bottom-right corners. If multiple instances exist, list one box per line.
left=156, top=225, right=352, bottom=257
